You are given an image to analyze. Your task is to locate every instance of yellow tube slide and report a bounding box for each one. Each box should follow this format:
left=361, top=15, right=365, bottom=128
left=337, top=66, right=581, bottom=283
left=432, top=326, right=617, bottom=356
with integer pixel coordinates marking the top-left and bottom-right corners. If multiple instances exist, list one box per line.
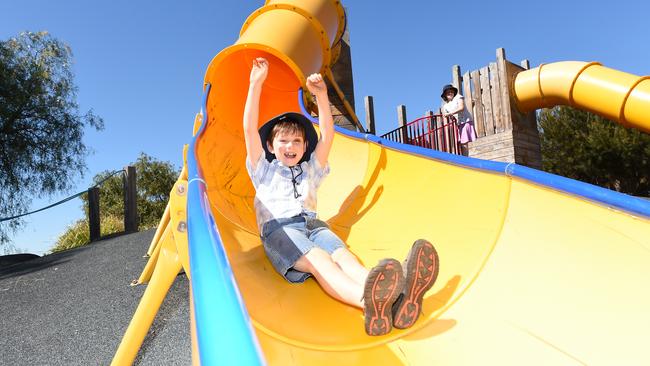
left=514, top=61, right=650, bottom=132
left=194, top=1, right=650, bottom=364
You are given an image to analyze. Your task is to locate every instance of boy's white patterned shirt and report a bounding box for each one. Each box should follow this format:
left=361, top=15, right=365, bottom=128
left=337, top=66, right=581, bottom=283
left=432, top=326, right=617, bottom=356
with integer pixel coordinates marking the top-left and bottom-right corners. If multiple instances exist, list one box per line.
left=245, top=152, right=329, bottom=232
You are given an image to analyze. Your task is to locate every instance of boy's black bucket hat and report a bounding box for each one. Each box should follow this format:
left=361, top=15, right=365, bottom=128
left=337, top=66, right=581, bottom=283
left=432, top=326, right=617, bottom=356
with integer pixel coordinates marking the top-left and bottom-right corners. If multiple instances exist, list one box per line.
left=440, top=84, right=458, bottom=100
left=258, top=112, right=319, bottom=163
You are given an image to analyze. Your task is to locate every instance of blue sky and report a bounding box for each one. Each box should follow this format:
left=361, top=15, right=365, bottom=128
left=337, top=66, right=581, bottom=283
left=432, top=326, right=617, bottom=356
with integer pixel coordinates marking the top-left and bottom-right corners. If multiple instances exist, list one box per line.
left=2, top=0, right=649, bottom=254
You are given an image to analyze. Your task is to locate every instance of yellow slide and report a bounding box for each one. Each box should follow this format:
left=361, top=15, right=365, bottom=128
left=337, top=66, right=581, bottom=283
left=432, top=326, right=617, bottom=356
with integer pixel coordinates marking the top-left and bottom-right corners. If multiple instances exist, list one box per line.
left=115, top=0, right=650, bottom=364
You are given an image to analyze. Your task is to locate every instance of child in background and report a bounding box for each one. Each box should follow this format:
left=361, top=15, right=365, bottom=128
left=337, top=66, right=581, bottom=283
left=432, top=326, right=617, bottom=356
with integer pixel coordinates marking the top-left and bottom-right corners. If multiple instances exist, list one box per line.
left=243, top=57, right=440, bottom=335
left=441, top=84, right=476, bottom=155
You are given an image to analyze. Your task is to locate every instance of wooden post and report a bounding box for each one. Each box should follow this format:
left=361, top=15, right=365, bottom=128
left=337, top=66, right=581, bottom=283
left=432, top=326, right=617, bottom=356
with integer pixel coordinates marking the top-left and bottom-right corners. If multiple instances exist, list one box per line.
left=462, top=71, right=474, bottom=121
left=123, top=166, right=138, bottom=233
left=496, top=48, right=514, bottom=130
left=520, top=59, right=530, bottom=69
left=470, top=69, right=486, bottom=137
left=364, top=96, right=376, bottom=135
left=88, top=187, right=100, bottom=242
left=452, top=65, right=462, bottom=92
left=397, top=105, right=408, bottom=144
left=479, top=66, right=495, bottom=134
left=489, top=62, right=505, bottom=132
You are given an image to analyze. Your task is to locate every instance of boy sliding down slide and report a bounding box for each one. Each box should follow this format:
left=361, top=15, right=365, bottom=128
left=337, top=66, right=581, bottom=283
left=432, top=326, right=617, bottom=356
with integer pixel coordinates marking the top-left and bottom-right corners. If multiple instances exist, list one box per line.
left=243, top=57, right=440, bottom=335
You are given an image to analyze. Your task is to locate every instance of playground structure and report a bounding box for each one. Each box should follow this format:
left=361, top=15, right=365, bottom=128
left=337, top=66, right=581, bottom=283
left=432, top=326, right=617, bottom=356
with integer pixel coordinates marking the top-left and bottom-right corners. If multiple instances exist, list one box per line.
left=112, top=0, right=650, bottom=365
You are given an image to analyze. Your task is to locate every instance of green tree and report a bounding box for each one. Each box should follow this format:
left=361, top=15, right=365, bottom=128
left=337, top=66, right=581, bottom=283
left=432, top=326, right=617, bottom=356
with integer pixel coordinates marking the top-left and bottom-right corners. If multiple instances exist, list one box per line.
left=81, top=153, right=179, bottom=230
left=539, top=106, right=650, bottom=196
left=0, top=31, right=103, bottom=246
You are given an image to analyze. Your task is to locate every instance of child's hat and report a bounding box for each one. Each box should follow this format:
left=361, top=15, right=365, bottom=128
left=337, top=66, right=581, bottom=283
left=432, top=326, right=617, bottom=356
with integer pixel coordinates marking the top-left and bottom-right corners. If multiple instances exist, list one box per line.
left=258, top=112, right=319, bottom=163
left=441, top=84, right=458, bottom=99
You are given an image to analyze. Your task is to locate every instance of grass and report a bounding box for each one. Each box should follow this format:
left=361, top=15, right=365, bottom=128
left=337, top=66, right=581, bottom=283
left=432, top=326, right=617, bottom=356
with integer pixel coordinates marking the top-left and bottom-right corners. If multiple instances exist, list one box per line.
left=51, top=215, right=125, bottom=253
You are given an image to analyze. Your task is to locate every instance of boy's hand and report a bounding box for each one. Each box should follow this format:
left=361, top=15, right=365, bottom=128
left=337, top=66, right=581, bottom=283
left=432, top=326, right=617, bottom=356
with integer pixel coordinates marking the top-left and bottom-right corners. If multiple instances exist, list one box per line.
left=309, top=72, right=333, bottom=168
left=250, top=57, right=269, bottom=86
left=306, top=73, right=327, bottom=96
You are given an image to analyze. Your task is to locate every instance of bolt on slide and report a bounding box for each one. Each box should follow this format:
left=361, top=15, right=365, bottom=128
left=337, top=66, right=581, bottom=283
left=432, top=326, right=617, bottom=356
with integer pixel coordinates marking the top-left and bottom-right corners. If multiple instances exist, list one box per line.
left=113, top=0, right=650, bottom=365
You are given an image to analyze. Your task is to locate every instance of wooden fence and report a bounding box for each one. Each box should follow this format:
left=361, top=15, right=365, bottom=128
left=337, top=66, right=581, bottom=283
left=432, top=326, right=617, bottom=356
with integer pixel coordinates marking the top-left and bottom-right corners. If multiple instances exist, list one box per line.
left=453, top=48, right=536, bottom=138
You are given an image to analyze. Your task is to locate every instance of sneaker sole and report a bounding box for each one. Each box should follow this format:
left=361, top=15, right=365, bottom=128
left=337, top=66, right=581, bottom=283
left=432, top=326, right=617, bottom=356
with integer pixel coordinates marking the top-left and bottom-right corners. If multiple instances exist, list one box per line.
left=364, top=258, right=404, bottom=336
left=393, top=240, right=439, bottom=329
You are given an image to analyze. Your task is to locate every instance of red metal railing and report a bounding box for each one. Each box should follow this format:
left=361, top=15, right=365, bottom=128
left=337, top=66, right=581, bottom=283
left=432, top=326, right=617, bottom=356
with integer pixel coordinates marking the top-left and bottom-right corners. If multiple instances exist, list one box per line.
left=380, top=115, right=461, bottom=154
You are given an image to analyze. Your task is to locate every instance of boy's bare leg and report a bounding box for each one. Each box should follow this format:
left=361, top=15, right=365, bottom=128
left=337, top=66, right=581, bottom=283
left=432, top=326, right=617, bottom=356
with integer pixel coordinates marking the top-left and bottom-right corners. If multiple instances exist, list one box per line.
left=331, top=248, right=370, bottom=287
left=294, top=248, right=363, bottom=309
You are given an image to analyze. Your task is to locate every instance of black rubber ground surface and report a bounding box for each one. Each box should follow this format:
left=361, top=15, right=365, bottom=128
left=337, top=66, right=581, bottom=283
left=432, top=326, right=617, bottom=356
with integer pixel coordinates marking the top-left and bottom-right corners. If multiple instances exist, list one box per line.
left=0, top=229, right=190, bottom=365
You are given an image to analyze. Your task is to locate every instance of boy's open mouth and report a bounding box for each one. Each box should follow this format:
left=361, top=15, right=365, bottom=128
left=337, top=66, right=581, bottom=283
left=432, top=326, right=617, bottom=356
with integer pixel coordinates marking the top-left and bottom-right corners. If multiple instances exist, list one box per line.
left=284, top=152, right=297, bottom=159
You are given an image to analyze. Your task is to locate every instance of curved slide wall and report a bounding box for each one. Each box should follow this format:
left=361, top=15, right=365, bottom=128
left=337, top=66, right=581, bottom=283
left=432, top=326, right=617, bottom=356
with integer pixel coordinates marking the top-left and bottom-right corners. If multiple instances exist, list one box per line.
left=514, top=61, right=650, bottom=133
left=188, top=0, right=650, bottom=364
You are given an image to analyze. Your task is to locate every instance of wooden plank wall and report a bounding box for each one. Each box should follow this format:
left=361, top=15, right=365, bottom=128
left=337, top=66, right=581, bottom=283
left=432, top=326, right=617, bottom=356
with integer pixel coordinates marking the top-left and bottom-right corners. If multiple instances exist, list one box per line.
left=469, top=70, right=485, bottom=137
left=448, top=48, right=542, bottom=167
left=454, top=50, right=517, bottom=138
left=462, top=66, right=501, bottom=137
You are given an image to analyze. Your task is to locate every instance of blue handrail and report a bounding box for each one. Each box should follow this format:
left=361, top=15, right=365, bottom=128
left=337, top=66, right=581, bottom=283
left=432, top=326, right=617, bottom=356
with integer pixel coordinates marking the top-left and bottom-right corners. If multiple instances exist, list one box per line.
left=186, top=84, right=265, bottom=366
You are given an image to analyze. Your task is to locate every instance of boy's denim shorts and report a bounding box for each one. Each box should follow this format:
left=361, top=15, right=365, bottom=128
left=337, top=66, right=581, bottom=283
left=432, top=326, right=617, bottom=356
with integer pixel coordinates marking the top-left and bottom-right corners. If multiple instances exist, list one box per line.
left=260, top=215, right=345, bottom=283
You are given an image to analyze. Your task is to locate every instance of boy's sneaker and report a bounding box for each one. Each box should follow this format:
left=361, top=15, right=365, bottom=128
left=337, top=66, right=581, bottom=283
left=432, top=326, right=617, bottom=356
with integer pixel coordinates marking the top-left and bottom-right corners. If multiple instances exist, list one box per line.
left=392, top=239, right=439, bottom=329
left=363, top=258, right=405, bottom=336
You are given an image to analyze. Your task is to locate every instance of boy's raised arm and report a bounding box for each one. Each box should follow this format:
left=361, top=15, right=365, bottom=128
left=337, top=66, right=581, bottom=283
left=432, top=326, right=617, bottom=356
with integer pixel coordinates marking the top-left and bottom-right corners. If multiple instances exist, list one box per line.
left=243, top=58, right=268, bottom=171
left=307, top=73, right=334, bottom=168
